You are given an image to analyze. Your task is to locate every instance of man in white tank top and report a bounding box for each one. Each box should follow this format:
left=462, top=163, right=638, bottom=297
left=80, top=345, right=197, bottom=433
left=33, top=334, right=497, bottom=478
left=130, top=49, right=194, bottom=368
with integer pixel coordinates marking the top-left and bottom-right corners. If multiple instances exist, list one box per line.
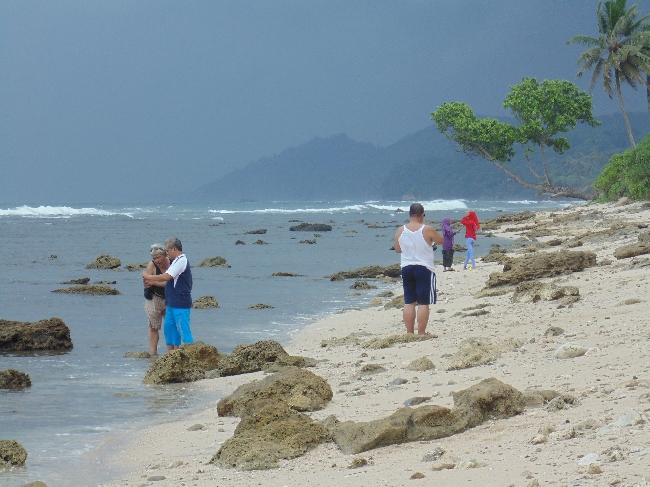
left=393, top=203, right=444, bottom=335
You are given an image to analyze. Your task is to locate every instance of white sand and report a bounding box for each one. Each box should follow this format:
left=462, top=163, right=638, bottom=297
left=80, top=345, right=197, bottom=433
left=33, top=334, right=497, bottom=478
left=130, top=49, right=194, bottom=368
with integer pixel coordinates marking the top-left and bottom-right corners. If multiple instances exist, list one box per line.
left=98, top=201, right=650, bottom=487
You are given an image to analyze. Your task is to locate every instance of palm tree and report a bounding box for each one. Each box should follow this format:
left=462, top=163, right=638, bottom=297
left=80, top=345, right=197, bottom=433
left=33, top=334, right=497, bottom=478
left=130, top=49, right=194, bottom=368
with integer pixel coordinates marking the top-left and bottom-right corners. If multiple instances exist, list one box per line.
left=567, top=0, right=650, bottom=148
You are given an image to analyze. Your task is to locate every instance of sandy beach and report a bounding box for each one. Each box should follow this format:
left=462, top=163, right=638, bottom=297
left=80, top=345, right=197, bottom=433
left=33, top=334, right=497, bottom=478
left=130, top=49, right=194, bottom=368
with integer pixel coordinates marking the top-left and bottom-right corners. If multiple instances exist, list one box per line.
left=97, top=200, right=650, bottom=487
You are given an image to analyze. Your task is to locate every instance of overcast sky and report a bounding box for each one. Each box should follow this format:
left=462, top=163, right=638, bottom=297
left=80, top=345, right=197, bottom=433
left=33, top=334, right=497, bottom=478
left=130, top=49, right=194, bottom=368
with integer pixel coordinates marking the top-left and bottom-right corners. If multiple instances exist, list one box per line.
left=1, top=0, right=647, bottom=204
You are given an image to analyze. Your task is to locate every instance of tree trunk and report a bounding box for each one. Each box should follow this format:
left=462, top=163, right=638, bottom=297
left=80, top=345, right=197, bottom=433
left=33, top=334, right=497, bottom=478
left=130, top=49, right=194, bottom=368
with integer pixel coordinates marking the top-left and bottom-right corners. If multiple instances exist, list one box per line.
left=647, top=74, right=650, bottom=125
left=616, top=72, right=636, bottom=148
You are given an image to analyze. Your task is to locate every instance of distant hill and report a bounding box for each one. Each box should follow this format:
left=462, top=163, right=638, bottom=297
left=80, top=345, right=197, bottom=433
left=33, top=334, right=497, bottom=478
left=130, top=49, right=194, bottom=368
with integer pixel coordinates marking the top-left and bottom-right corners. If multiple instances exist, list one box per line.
left=197, top=112, right=649, bottom=202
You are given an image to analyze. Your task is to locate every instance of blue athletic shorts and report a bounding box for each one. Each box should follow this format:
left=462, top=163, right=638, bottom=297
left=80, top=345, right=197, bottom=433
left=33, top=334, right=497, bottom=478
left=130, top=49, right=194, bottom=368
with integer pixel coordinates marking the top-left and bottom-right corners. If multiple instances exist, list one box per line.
left=401, top=265, right=436, bottom=305
left=164, top=306, right=194, bottom=346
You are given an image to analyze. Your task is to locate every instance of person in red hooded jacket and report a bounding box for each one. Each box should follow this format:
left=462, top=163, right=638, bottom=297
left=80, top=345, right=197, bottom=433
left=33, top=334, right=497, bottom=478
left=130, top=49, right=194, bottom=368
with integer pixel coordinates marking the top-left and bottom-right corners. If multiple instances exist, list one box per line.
left=460, top=210, right=480, bottom=269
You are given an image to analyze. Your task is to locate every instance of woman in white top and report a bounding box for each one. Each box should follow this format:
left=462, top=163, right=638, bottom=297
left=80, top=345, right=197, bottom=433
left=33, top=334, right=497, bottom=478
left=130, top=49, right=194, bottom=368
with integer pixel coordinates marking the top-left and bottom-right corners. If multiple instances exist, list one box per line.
left=393, top=203, right=444, bottom=335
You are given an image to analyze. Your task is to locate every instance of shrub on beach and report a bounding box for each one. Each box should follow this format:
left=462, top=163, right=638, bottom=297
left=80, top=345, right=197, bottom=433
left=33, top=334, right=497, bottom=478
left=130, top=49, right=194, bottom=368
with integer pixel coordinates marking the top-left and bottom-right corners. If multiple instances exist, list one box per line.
left=594, top=134, right=650, bottom=201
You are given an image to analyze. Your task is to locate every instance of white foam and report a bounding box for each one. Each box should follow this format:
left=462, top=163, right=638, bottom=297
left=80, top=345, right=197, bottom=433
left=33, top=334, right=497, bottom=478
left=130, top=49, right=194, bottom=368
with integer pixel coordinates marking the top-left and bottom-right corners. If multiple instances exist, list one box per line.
left=0, top=205, right=132, bottom=218
left=367, top=199, right=468, bottom=211
left=209, top=204, right=368, bottom=214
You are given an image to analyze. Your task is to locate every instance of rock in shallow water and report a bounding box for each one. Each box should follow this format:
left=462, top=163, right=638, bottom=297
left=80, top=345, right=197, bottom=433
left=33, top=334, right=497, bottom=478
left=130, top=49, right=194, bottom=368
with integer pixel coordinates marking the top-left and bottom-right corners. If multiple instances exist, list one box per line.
left=0, top=369, right=32, bottom=390
left=0, top=439, right=28, bottom=466
left=85, top=254, right=121, bottom=269
left=143, top=349, right=206, bottom=384
left=52, top=285, right=121, bottom=295
left=0, top=317, right=73, bottom=351
left=192, top=296, right=219, bottom=308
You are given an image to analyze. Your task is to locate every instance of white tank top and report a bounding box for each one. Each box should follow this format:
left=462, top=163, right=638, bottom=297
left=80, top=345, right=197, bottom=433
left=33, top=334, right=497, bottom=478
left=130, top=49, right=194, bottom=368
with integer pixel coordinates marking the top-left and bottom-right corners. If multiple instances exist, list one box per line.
left=398, top=225, right=435, bottom=272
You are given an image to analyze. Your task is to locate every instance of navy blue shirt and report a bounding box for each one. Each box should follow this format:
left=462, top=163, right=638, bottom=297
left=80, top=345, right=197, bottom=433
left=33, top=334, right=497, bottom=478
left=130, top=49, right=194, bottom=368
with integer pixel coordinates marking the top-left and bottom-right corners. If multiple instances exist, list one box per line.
left=165, top=254, right=192, bottom=308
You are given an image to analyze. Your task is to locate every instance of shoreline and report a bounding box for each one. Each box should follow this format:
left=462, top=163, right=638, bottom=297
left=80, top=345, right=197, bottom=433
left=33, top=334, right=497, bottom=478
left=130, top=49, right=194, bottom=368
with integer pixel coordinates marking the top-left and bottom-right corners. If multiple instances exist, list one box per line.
left=98, top=200, right=650, bottom=487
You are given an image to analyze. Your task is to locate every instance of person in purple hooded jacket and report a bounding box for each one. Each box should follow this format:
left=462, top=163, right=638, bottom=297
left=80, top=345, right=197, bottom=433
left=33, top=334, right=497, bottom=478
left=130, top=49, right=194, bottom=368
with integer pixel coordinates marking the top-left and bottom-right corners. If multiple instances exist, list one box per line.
left=441, top=217, right=460, bottom=272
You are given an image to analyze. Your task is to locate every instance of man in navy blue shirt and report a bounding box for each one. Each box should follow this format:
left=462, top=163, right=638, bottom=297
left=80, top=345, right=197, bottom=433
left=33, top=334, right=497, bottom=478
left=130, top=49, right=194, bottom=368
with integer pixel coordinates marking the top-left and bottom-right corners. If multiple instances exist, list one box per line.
left=143, top=237, right=194, bottom=351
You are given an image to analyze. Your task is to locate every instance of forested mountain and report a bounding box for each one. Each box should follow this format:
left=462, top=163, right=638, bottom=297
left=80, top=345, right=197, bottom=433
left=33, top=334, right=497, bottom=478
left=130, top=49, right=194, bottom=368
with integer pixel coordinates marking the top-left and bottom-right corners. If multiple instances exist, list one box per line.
left=197, top=112, right=649, bottom=202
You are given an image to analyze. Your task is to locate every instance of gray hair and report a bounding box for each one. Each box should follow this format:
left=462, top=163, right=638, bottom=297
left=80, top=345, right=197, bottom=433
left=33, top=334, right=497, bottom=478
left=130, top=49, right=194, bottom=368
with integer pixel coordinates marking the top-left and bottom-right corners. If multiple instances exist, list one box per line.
left=165, top=237, right=183, bottom=252
left=150, top=244, right=166, bottom=256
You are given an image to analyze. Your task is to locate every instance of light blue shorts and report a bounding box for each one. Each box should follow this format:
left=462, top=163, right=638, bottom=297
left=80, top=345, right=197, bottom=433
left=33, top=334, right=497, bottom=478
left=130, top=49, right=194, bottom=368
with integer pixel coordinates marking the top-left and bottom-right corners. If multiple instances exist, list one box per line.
left=164, top=306, right=194, bottom=346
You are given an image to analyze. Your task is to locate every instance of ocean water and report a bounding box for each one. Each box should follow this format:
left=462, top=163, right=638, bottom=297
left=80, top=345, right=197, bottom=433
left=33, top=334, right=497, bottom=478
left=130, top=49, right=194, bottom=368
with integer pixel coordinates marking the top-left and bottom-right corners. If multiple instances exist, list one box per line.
left=0, top=199, right=567, bottom=486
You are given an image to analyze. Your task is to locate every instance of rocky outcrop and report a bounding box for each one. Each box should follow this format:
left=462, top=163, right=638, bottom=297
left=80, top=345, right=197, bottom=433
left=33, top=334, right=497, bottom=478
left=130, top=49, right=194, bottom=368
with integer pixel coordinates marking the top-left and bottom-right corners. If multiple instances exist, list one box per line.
left=0, top=317, right=73, bottom=351
left=613, top=241, right=650, bottom=259
left=124, top=351, right=151, bottom=358
left=85, top=254, right=121, bottom=269
left=52, top=285, right=121, bottom=295
left=444, top=337, right=523, bottom=370
left=299, top=239, right=317, bottom=244
left=350, top=281, right=377, bottom=290
left=211, top=402, right=330, bottom=470
left=324, top=378, right=525, bottom=454
left=0, top=369, right=32, bottom=390
left=480, top=246, right=510, bottom=264
left=61, top=277, right=90, bottom=285
left=0, top=439, right=28, bottom=466
left=125, top=262, right=148, bottom=271
left=245, top=229, right=267, bottom=234
left=289, top=223, right=333, bottom=232
left=197, top=256, right=231, bottom=268
left=485, top=250, right=596, bottom=288
left=328, top=264, right=401, bottom=281
left=383, top=295, right=405, bottom=309
left=216, top=340, right=290, bottom=376
left=511, top=282, right=579, bottom=303
left=405, top=357, right=435, bottom=371
left=143, top=349, right=206, bottom=384
left=217, top=366, right=333, bottom=417
left=481, top=211, right=535, bottom=231
left=362, top=333, right=432, bottom=350
left=271, top=272, right=303, bottom=277
left=252, top=240, right=268, bottom=245
left=182, top=341, right=225, bottom=370
left=247, top=303, right=274, bottom=309
left=192, top=296, right=219, bottom=308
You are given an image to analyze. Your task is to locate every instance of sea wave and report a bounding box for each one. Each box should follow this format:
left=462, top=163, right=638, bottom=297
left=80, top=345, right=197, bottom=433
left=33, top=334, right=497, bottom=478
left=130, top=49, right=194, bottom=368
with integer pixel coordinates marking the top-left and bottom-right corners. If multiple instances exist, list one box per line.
left=0, top=205, right=132, bottom=218
left=209, top=204, right=368, bottom=214
left=367, top=199, right=468, bottom=211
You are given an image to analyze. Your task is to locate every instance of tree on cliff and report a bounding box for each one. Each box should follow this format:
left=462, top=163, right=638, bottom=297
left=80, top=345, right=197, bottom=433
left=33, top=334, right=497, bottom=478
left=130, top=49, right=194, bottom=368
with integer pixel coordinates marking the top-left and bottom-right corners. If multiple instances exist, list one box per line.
left=594, top=132, right=650, bottom=200
left=431, top=78, right=601, bottom=201
left=567, top=0, right=650, bottom=148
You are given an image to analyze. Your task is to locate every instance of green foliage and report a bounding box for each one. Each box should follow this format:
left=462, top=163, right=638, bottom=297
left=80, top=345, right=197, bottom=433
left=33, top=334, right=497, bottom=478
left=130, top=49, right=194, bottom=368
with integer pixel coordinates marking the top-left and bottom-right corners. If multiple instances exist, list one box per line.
left=503, top=78, right=600, bottom=153
left=431, top=78, right=600, bottom=199
left=594, top=133, right=650, bottom=200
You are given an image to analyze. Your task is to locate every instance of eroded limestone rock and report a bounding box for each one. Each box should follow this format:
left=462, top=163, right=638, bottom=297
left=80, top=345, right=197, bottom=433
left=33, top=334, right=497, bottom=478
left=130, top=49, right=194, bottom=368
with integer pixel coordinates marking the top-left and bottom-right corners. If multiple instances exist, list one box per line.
left=85, top=255, right=121, bottom=269
left=143, top=349, right=206, bottom=384
left=0, top=317, right=73, bottom=351
left=52, top=285, right=121, bottom=295
left=613, top=241, right=650, bottom=259
left=445, top=337, right=523, bottom=370
left=0, top=439, right=28, bottom=466
left=324, top=378, right=525, bottom=454
left=216, top=340, right=289, bottom=376
left=211, top=402, right=330, bottom=470
left=485, top=251, right=596, bottom=288
left=328, top=264, right=401, bottom=281
left=0, top=369, right=31, bottom=390
left=362, top=333, right=433, bottom=350
left=196, top=256, right=231, bottom=268
left=511, top=282, right=579, bottom=303
left=192, top=296, right=219, bottom=308
left=405, top=357, right=435, bottom=371
left=217, top=366, right=333, bottom=417
left=182, top=341, right=226, bottom=370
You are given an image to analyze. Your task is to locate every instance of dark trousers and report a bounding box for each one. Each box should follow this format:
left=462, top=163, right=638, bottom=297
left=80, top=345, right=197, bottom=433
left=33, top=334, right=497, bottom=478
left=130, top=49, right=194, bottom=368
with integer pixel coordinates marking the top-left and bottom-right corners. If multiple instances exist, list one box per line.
left=442, top=249, right=454, bottom=268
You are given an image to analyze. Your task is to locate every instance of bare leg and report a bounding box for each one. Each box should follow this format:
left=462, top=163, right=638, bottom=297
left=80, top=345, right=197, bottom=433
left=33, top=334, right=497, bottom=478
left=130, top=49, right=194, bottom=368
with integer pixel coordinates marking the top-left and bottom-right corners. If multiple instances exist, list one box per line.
left=167, top=344, right=179, bottom=352
left=403, top=303, right=416, bottom=334
left=417, top=305, right=430, bottom=335
left=148, top=328, right=159, bottom=355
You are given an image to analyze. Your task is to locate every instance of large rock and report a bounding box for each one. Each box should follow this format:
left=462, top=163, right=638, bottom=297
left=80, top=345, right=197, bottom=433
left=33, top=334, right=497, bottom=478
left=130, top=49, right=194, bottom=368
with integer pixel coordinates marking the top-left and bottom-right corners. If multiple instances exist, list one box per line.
left=328, top=264, right=402, bottom=281
left=85, top=254, right=121, bottom=269
left=613, top=241, right=650, bottom=259
left=52, top=285, right=121, bottom=295
left=217, top=366, right=332, bottom=417
left=289, top=223, right=333, bottom=232
left=181, top=341, right=226, bottom=370
left=511, top=282, right=579, bottom=303
left=143, top=349, right=206, bottom=384
left=481, top=211, right=535, bottom=231
left=0, top=369, right=32, bottom=390
left=0, top=439, right=28, bottom=466
left=325, top=378, right=524, bottom=454
left=192, top=296, right=219, bottom=308
left=196, top=256, right=231, bottom=268
left=485, top=251, right=596, bottom=288
left=211, top=402, right=330, bottom=470
left=383, top=295, right=405, bottom=309
left=0, top=317, right=73, bottom=351
left=216, top=340, right=290, bottom=376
